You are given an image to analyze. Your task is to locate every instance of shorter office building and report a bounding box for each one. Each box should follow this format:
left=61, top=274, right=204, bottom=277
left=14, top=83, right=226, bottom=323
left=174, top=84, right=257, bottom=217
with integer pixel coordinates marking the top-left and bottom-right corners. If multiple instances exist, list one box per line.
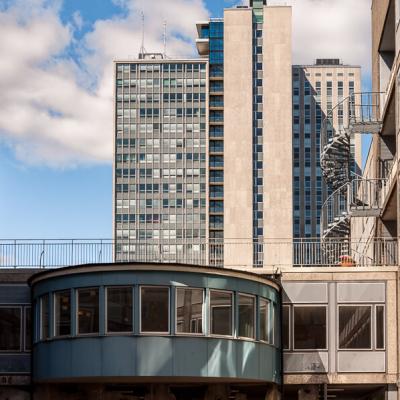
left=0, top=260, right=398, bottom=400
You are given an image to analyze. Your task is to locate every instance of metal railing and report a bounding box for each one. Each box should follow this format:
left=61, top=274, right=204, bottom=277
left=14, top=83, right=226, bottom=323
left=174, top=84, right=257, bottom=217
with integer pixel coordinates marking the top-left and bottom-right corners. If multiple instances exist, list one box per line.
left=349, top=178, right=386, bottom=215
left=320, top=92, right=383, bottom=189
left=0, top=238, right=397, bottom=269
left=320, top=184, right=350, bottom=239
left=321, top=178, right=387, bottom=239
left=348, top=92, right=383, bottom=133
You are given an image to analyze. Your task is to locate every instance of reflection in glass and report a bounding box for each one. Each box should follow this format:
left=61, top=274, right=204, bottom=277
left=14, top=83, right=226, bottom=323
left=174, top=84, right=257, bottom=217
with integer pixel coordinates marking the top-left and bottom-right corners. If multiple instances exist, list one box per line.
left=141, top=287, right=169, bottom=333
left=259, top=298, right=270, bottom=342
left=0, top=308, right=21, bottom=351
left=40, top=295, right=49, bottom=340
left=25, top=307, right=31, bottom=350
left=210, top=290, right=232, bottom=336
left=282, top=305, right=290, bottom=349
left=54, top=290, right=71, bottom=337
left=376, top=305, right=384, bottom=349
left=339, top=306, right=371, bottom=349
left=107, top=287, right=133, bottom=333
left=78, top=288, right=99, bottom=334
left=176, top=288, right=203, bottom=334
left=294, top=306, right=326, bottom=349
left=238, top=294, right=255, bottom=339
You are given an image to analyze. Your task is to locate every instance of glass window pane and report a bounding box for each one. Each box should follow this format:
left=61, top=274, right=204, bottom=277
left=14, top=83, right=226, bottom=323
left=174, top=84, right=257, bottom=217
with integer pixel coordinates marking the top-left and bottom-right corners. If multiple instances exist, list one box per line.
left=294, top=306, right=326, bottom=349
left=176, top=288, right=203, bottom=334
left=78, top=288, right=99, bottom=334
left=54, top=291, right=71, bottom=337
left=107, top=287, right=133, bottom=333
left=339, top=306, right=371, bottom=349
left=210, top=290, right=232, bottom=336
left=238, top=294, right=255, bottom=339
left=282, top=305, right=290, bottom=350
left=25, top=307, right=31, bottom=351
left=0, top=308, right=21, bottom=351
left=141, top=287, right=169, bottom=333
left=259, top=298, right=269, bottom=342
left=376, top=305, right=384, bottom=349
left=40, top=295, right=49, bottom=340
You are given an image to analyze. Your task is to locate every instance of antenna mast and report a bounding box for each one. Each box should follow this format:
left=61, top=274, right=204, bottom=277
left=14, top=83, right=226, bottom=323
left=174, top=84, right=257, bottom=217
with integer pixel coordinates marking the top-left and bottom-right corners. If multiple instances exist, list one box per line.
left=139, top=11, right=146, bottom=58
left=163, top=21, right=167, bottom=59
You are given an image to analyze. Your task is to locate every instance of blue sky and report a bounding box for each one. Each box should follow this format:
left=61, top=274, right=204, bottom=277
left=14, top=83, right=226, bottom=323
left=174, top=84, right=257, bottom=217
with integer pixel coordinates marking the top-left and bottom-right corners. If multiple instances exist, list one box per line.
left=0, top=0, right=371, bottom=239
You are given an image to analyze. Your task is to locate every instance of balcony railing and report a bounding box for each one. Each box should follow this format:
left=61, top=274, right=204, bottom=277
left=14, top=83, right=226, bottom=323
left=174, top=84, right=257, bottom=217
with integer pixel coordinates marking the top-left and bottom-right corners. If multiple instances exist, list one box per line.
left=320, top=92, right=383, bottom=190
left=321, top=178, right=387, bottom=239
left=0, top=239, right=397, bottom=269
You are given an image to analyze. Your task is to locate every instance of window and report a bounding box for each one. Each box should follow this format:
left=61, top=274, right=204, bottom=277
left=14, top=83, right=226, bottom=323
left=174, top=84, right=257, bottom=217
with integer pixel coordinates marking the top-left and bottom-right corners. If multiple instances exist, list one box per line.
left=140, top=286, right=169, bottom=333
left=40, top=294, right=49, bottom=340
left=107, top=287, right=133, bottom=333
left=259, top=298, right=270, bottom=342
left=78, top=288, right=99, bottom=335
left=0, top=307, right=21, bottom=351
left=294, top=306, right=326, bottom=350
left=238, top=294, right=255, bottom=339
left=54, top=290, right=71, bottom=337
left=339, top=306, right=371, bottom=349
left=210, top=290, right=232, bottom=336
left=282, top=305, right=290, bottom=350
left=176, top=288, right=204, bottom=334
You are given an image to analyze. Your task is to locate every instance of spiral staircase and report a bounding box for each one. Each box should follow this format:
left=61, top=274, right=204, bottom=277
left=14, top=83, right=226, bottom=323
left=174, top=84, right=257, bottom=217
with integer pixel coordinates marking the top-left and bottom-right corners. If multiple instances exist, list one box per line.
left=320, top=93, right=385, bottom=260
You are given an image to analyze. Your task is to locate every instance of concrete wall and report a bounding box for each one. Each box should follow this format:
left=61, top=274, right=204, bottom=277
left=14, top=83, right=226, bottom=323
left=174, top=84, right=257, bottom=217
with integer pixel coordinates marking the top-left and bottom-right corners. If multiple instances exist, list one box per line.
left=223, top=8, right=254, bottom=267
left=280, top=268, right=398, bottom=386
left=263, top=6, right=293, bottom=251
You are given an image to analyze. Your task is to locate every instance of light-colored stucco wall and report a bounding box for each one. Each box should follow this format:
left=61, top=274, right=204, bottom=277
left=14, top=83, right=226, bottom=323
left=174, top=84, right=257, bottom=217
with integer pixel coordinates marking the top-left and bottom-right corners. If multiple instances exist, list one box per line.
left=263, top=6, right=293, bottom=265
left=223, top=8, right=254, bottom=266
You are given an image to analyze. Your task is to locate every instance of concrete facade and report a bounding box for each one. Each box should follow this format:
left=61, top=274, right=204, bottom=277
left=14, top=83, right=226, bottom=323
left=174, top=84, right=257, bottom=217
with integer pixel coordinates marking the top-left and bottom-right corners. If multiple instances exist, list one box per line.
left=223, top=8, right=254, bottom=265
left=263, top=6, right=293, bottom=247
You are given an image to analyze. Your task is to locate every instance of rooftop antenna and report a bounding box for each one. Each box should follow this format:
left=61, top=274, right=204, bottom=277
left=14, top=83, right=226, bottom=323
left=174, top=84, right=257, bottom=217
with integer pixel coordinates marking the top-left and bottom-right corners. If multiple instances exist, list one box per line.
left=163, top=20, right=167, bottom=59
left=139, top=11, right=147, bottom=58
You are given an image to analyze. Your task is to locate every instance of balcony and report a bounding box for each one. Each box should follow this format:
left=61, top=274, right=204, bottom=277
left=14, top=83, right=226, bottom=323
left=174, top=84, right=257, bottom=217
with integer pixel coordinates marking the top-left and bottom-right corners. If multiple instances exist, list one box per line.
left=0, top=238, right=397, bottom=269
left=195, top=38, right=209, bottom=56
left=321, top=178, right=387, bottom=240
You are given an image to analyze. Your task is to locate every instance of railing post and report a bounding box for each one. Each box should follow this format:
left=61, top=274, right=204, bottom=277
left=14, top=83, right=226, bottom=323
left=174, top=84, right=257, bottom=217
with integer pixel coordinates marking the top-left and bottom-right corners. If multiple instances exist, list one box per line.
left=71, top=239, right=74, bottom=266
left=13, top=239, right=17, bottom=269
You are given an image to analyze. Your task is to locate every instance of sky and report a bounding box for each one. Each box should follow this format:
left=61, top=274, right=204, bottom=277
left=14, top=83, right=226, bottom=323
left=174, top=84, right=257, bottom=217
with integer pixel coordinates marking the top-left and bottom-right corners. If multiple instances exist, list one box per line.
left=0, top=0, right=372, bottom=239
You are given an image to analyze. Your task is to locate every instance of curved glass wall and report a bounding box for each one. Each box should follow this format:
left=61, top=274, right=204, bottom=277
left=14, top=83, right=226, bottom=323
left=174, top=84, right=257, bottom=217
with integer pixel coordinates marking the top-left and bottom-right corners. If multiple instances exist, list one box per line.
left=35, top=284, right=277, bottom=344
left=30, top=265, right=281, bottom=384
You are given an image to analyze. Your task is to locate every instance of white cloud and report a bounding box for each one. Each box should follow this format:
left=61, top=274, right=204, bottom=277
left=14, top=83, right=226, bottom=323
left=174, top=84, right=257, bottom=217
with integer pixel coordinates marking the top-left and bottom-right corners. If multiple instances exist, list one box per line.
left=0, top=0, right=372, bottom=167
left=0, top=0, right=208, bottom=167
left=289, top=0, right=371, bottom=75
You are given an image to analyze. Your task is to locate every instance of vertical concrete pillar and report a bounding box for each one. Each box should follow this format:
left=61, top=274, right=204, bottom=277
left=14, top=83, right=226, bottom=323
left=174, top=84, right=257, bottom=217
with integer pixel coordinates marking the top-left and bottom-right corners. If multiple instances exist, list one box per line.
left=265, top=385, right=280, bottom=400
left=263, top=6, right=293, bottom=268
left=204, top=384, right=229, bottom=400
left=298, top=385, right=319, bottom=400
left=223, top=7, right=254, bottom=268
